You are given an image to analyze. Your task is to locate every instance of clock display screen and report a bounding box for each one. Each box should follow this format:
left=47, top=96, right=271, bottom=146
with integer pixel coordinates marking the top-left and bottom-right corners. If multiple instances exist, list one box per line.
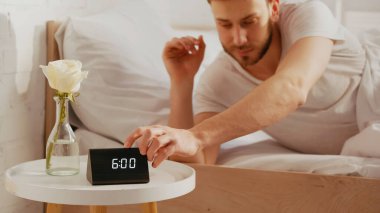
left=87, top=148, right=149, bottom=185
left=112, top=157, right=136, bottom=169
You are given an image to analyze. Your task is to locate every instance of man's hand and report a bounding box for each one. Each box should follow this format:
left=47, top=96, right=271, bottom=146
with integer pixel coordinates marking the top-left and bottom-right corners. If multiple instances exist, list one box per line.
left=163, top=35, right=206, bottom=82
left=124, top=125, right=202, bottom=167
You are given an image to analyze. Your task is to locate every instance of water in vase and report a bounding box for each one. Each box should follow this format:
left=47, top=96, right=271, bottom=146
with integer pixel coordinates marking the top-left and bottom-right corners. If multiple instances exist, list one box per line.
left=46, top=139, right=80, bottom=176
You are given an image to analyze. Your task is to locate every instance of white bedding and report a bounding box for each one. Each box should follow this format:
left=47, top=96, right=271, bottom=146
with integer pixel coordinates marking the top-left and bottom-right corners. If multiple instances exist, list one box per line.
left=58, top=0, right=380, bottom=179
left=75, top=128, right=380, bottom=178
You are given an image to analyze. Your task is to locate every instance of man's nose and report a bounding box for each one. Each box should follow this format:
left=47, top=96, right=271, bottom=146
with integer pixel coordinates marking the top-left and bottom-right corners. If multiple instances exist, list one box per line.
left=232, top=27, right=248, bottom=46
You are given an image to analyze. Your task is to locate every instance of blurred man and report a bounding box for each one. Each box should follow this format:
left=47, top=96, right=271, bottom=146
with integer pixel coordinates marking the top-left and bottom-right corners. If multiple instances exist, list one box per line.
left=125, top=0, right=380, bottom=167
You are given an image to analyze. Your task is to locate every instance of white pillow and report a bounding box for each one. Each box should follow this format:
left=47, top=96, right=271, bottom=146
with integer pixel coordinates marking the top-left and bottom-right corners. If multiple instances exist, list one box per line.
left=165, top=0, right=215, bottom=30
left=55, top=0, right=172, bottom=143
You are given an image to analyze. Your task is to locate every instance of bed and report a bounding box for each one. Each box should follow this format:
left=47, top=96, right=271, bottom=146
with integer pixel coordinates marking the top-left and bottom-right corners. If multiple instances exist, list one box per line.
left=43, top=2, right=380, bottom=212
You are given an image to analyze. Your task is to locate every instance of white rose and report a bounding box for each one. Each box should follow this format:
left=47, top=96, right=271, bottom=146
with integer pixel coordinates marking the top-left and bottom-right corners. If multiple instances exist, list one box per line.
left=40, top=60, right=88, bottom=93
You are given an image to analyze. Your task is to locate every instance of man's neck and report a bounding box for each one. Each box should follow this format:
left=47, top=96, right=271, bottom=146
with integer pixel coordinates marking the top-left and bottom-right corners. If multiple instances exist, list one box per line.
left=244, top=24, right=282, bottom=81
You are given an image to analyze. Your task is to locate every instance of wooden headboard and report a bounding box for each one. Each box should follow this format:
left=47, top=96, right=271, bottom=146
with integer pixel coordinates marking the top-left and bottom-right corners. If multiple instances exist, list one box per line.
left=44, top=21, right=61, bottom=147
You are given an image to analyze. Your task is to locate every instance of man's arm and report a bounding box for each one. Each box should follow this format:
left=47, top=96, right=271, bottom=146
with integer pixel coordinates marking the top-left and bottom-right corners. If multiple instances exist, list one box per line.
left=156, top=35, right=219, bottom=164
left=191, top=36, right=334, bottom=148
left=126, top=36, right=334, bottom=167
left=168, top=75, right=219, bottom=163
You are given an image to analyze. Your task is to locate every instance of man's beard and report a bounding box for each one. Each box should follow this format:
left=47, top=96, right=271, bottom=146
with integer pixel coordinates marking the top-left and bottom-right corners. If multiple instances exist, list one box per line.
left=224, top=23, right=273, bottom=68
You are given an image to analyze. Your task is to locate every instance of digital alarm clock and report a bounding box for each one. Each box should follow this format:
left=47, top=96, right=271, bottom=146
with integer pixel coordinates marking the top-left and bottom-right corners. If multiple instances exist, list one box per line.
left=86, top=148, right=149, bottom=185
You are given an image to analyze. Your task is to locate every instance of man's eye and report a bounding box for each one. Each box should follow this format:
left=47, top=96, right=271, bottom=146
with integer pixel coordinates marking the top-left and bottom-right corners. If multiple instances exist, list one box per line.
left=242, top=18, right=258, bottom=26
left=242, top=21, right=252, bottom=26
left=218, top=22, right=232, bottom=28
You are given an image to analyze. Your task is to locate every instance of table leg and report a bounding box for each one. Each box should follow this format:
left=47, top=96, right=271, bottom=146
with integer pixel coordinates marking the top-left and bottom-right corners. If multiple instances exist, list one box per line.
left=141, top=202, right=158, bottom=213
left=46, top=203, right=62, bottom=213
left=89, top=206, right=107, bottom=213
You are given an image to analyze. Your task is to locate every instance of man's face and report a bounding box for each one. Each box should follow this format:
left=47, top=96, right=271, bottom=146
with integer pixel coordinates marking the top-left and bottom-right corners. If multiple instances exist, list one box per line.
left=210, top=0, right=273, bottom=68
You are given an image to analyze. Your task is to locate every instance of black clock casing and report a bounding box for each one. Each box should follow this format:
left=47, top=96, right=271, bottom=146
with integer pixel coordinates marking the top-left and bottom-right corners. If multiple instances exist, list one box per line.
left=87, top=148, right=149, bottom=185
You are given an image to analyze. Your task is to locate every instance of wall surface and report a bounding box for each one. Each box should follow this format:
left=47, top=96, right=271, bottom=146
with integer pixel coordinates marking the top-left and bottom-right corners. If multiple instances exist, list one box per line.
left=0, top=0, right=378, bottom=213
left=0, top=1, right=120, bottom=212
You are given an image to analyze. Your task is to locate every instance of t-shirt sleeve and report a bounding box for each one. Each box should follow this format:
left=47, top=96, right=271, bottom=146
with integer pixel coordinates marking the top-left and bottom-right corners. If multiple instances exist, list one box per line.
left=193, top=57, right=227, bottom=115
left=193, top=88, right=225, bottom=115
left=280, top=0, right=344, bottom=47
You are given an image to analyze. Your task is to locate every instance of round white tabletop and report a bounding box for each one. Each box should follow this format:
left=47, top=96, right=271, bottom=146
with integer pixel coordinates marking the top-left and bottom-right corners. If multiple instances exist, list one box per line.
left=5, top=156, right=195, bottom=206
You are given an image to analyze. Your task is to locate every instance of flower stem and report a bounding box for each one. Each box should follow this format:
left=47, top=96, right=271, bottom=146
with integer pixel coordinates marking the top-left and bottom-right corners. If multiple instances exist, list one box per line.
left=46, top=93, right=68, bottom=169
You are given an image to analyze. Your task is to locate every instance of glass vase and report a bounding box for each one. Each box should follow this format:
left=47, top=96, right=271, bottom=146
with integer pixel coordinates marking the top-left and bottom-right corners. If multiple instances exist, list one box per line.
left=46, top=95, right=79, bottom=176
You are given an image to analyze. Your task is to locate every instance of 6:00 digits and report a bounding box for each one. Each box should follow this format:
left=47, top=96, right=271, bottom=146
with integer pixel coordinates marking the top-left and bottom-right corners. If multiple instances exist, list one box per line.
left=111, top=158, right=136, bottom=169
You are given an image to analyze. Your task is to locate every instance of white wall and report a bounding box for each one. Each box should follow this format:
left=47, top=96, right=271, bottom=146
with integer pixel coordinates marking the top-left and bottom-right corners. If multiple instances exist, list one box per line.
left=0, top=1, right=120, bottom=212
left=0, top=0, right=378, bottom=213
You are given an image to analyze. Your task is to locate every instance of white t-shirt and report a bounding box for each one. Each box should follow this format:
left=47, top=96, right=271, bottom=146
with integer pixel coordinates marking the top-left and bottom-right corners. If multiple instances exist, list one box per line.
left=194, top=0, right=367, bottom=154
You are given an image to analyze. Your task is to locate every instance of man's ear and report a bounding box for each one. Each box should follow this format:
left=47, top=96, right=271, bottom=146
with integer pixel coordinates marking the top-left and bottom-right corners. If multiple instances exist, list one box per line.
left=269, top=0, right=280, bottom=22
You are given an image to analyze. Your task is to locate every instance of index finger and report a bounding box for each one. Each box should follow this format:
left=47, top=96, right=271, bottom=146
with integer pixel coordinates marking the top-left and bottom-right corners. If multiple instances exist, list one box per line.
left=124, top=127, right=146, bottom=148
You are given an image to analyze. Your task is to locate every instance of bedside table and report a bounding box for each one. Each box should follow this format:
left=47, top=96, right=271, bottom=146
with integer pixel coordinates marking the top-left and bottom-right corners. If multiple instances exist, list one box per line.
left=5, top=156, right=195, bottom=213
